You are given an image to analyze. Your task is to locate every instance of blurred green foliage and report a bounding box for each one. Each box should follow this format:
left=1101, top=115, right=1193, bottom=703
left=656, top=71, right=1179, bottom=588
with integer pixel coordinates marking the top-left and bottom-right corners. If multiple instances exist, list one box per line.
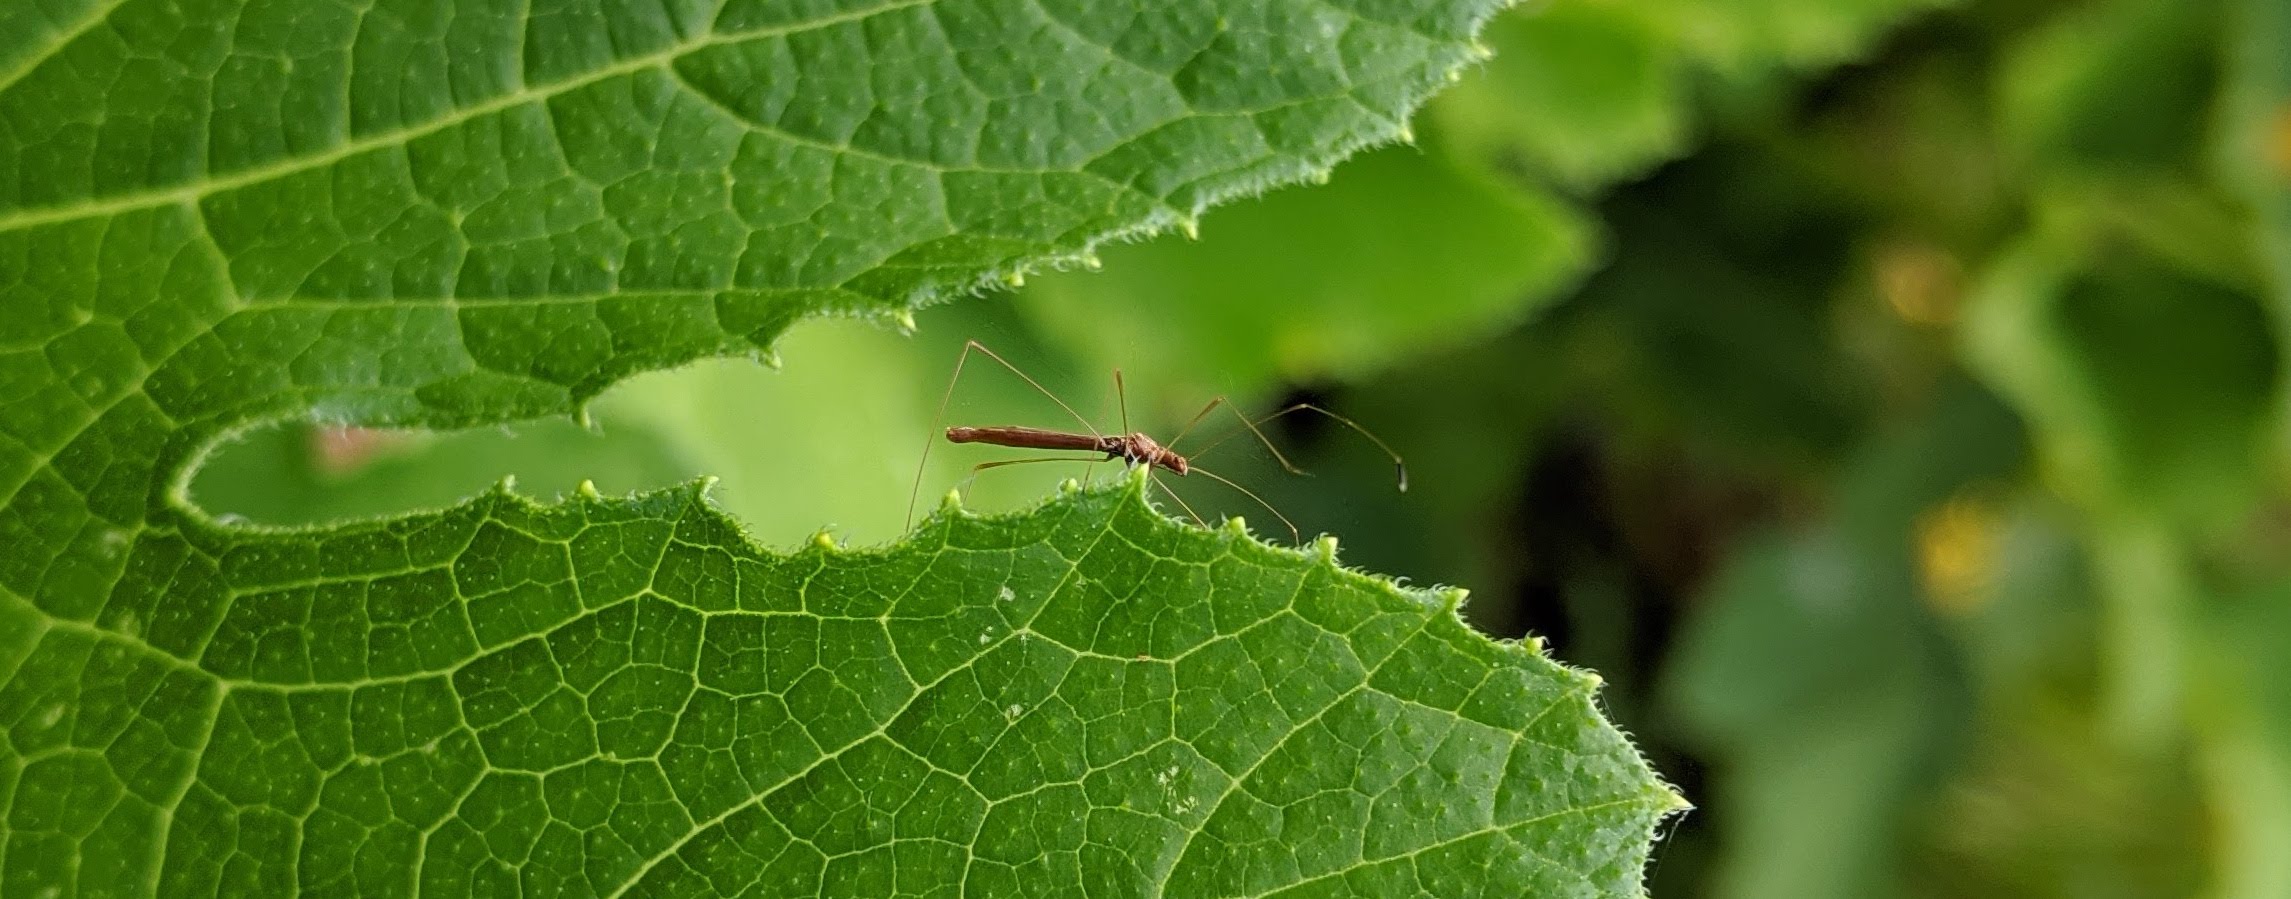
left=194, top=0, right=2291, bottom=894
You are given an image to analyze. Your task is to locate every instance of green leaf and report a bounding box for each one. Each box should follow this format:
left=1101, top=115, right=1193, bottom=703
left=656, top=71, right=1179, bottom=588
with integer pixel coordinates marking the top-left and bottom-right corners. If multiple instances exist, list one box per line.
left=0, top=471, right=1679, bottom=896
left=1642, top=0, right=1956, bottom=80
left=1424, top=1, right=1688, bottom=191
left=1017, top=145, right=1594, bottom=399
left=0, top=0, right=1681, bottom=894
left=1961, top=216, right=2277, bottom=530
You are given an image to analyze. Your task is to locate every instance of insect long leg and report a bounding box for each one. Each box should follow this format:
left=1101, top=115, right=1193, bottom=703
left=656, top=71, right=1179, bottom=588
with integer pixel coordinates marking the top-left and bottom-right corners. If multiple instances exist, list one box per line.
left=953, top=455, right=1105, bottom=496
left=1168, top=395, right=1309, bottom=478
left=1165, top=396, right=1225, bottom=450
left=1115, top=369, right=1131, bottom=436
left=1150, top=475, right=1209, bottom=530
left=910, top=340, right=1104, bottom=526
left=1186, top=466, right=1301, bottom=544
left=1190, top=402, right=1409, bottom=492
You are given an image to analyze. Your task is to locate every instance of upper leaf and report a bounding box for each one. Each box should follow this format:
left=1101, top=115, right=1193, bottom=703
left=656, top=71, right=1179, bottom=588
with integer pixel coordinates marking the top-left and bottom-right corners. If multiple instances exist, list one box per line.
left=0, top=0, right=1516, bottom=527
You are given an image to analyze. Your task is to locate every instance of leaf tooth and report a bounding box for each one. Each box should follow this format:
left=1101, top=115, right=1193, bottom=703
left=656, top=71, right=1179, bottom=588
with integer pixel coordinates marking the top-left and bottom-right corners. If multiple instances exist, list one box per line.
left=940, top=488, right=964, bottom=513
left=1315, top=535, right=1339, bottom=562
left=1003, top=270, right=1026, bottom=288
left=1222, top=516, right=1249, bottom=537
left=1081, top=254, right=1103, bottom=271
left=893, top=309, right=918, bottom=334
left=1178, top=217, right=1200, bottom=240
left=812, top=530, right=840, bottom=551
left=576, top=480, right=601, bottom=500
left=1058, top=478, right=1081, bottom=494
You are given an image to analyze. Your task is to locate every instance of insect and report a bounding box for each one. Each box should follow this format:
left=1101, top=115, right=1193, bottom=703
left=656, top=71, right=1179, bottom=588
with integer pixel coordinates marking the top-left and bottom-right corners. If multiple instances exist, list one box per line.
left=908, top=340, right=1405, bottom=542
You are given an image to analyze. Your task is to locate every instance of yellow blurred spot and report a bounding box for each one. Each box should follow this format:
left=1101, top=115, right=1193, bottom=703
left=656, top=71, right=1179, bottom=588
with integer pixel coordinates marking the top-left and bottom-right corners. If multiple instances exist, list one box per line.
left=2270, top=104, right=2291, bottom=182
left=1917, top=493, right=2003, bottom=615
left=1875, top=238, right=1964, bottom=326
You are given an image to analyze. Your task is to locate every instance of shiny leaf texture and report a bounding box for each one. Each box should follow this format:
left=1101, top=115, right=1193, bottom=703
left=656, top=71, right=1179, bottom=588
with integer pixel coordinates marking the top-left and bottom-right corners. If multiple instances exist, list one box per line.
left=2, top=472, right=1678, bottom=896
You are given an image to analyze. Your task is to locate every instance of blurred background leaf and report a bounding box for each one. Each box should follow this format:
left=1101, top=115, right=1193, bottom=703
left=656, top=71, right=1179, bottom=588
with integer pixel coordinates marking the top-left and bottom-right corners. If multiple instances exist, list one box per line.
left=191, top=0, right=2291, bottom=895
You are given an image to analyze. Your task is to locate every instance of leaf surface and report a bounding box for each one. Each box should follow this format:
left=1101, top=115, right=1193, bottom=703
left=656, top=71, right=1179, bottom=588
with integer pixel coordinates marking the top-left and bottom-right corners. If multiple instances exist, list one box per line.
left=8, top=470, right=1680, bottom=896
left=0, top=0, right=1681, bottom=894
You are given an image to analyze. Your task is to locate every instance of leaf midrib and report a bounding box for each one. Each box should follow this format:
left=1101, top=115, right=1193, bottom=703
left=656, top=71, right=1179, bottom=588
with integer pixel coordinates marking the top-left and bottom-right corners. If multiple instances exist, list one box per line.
left=0, top=0, right=132, bottom=93
left=0, top=0, right=938, bottom=232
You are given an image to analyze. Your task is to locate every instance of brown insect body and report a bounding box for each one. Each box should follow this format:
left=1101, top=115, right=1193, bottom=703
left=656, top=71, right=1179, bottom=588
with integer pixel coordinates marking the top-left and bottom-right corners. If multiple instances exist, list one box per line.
left=912, top=340, right=1404, bottom=543
left=946, top=426, right=1189, bottom=475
